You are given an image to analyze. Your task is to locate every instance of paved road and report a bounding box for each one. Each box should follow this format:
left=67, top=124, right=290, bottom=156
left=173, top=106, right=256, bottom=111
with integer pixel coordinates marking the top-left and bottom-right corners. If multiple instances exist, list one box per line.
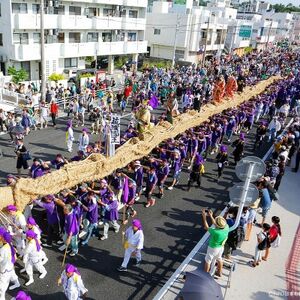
left=0, top=108, right=273, bottom=300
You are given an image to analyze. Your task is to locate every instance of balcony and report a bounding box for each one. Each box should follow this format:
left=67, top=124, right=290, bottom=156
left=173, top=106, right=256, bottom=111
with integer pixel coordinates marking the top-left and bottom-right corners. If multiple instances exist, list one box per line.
left=13, top=13, right=146, bottom=31
left=11, top=41, right=148, bottom=61
left=54, top=0, right=147, bottom=7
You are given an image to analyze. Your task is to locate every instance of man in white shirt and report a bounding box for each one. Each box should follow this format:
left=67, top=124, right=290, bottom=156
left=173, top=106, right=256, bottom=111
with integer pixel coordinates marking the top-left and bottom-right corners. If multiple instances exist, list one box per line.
left=117, top=219, right=144, bottom=272
left=268, top=116, right=281, bottom=142
left=39, top=101, right=49, bottom=129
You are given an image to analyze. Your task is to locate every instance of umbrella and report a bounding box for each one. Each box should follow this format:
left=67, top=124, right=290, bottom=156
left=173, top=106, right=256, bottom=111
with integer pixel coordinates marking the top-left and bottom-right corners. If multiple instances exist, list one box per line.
left=180, top=269, right=224, bottom=300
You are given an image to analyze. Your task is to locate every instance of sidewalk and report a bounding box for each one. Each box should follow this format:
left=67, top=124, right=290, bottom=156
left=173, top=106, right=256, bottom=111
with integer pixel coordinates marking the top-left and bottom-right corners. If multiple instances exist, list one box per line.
left=226, top=166, right=300, bottom=300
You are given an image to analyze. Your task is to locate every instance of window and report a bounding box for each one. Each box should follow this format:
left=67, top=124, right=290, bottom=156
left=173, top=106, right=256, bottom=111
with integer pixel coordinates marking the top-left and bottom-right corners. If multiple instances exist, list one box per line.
left=120, top=9, right=126, bottom=17
left=21, top=61, right=30, bottom=77
left=102, top=32, right=112, bottom=42
left=58, top=32, right=65, bottom=43
left=33, top=33, right=40, bottom=44
left=64, top=58, right=78, bottom=68
left=32, top=4, right=40, bottom=14
left=128, top=32, right=137, bottom=41
left=69, top=6, right=81, bottom=16
left=103, top=8, right=114, bottom=16
left=87, top=32, right=98, bottom=42
left=13, top=33, right=28, bottom=44
left=69, top=32, right=81, bottom=43
left=115, top=31, right=125, bottom=42
left=0, top=33, right=3, bottom=46
left=12, top=3, right=28, bottom=13
left=129, top=10, right=138, bottom=18
left=154, top=28, right=161, bottom=35
left=54, top=5, right=65, bottom=15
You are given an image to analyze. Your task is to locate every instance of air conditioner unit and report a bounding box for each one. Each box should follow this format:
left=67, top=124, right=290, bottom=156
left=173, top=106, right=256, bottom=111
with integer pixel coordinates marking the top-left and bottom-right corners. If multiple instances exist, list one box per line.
left=47, top=6, right=54, bottom=14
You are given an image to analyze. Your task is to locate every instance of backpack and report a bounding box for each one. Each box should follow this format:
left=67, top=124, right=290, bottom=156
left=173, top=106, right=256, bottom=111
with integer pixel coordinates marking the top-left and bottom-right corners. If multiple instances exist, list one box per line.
left=258, top=232, right=270, bottom=250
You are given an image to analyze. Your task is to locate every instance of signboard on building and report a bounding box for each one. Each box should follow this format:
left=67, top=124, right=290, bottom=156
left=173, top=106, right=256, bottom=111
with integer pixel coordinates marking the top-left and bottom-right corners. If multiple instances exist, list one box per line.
left=174, top=0, right=186, bottom=4
left=110, top=114, right=121, bottom=144
left=239, top=25, right=252, bottom=38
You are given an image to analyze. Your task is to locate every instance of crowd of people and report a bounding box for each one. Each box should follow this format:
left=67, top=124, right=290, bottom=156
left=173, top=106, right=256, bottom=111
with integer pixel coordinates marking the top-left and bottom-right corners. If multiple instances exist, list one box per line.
left=0, top=46, right=300, bottom=299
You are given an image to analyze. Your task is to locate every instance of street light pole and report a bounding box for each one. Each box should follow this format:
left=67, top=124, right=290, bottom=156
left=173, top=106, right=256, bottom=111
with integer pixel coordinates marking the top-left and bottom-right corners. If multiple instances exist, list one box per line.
left=172, top=14, right=180, bottom=68
left=40, top=0, right=46, bottom=101
left=201, top=14, right=210, bottom=68
left=265, top=20, right=273, bottom=50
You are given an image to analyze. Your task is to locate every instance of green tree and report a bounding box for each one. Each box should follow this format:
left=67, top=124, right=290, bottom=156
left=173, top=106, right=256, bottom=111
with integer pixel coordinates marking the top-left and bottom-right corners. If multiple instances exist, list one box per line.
left=7, top=66, right=29, bottom=84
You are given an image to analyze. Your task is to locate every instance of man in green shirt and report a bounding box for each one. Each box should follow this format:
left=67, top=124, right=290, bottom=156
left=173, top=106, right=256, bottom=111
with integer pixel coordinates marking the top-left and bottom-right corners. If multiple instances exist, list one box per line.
left=201, top=208, right=229, bottom=277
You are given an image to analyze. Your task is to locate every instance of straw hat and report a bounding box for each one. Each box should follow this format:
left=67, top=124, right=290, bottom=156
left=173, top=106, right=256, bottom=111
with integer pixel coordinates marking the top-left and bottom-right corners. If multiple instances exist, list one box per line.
left=215, top=216, right=227, bottom=229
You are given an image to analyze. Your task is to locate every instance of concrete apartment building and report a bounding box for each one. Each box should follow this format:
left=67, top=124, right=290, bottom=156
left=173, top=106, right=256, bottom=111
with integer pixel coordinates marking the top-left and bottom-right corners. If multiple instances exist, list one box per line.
left=0, top=0, right=148, bottom=80
left=146, top=0, right=234, bottom=64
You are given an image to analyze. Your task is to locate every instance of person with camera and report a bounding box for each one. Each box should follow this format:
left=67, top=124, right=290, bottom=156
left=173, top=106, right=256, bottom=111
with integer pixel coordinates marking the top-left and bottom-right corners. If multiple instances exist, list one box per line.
left=201, top=209, right=229, bottom=277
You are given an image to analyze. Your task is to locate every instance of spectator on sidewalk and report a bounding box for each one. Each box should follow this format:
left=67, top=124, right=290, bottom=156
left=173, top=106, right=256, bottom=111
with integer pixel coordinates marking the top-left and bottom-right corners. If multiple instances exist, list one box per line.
left=292, top=146, right=300, bottom=172
left=258, top=181, right=272, bottom=227
left=50, top=100, right=58, bottom=128
left=262, top=216, right=282, bottom=261
left=249, top=223, right=270, bottom=267
left=202, top=209, right=229, bottom=277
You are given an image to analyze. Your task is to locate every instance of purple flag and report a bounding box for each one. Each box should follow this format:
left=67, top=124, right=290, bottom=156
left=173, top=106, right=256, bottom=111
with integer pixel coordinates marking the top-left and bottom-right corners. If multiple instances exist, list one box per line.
left=149, top=95, right=159, bottom=109
left=121, top=177, right=129, bottom=204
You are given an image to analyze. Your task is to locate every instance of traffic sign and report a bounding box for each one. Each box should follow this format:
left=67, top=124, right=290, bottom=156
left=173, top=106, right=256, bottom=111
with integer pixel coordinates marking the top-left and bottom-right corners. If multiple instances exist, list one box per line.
left=229, top=183, right=259, bottom=206
left=235, top=156, right=265, bottom=183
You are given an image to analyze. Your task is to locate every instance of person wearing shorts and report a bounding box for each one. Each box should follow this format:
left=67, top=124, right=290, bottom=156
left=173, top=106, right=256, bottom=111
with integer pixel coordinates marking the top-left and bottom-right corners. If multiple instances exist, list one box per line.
left=258, top=181, right=272, bottom=227
left=201, top=209, right=229, bottom=277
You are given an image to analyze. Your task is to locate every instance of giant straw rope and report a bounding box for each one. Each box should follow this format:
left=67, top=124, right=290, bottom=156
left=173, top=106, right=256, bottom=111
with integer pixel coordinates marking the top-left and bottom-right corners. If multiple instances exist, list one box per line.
left=0, top=76, right=281, bottom=211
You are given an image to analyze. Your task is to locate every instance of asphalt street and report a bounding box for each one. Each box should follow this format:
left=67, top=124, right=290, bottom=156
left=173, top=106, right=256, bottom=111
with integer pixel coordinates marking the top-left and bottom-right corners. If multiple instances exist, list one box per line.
left=0, top=105, right=273, bottom=300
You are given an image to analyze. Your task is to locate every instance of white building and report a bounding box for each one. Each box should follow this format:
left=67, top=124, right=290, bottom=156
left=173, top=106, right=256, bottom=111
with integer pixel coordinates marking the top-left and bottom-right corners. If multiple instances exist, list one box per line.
left=0, top=0, right=148, bottom=80
left=264, top=12, right=294, bottom=41
left=237, top=12, right=278, bottom=50
left=225, top=19, right=252, bottom=55
left=292, top=12, right=300, bottom=44
left=146, top=0, right=235, bottom=64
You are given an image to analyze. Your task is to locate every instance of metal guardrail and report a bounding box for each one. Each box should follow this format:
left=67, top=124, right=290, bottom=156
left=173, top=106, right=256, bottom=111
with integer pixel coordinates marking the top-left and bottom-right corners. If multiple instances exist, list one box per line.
left=153, top=117, right=295, bottom=300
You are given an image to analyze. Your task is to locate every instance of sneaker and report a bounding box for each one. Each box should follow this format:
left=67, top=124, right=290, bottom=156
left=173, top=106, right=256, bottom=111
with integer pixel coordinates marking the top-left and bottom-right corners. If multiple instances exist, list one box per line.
left=167, top=186, right=173, bottom=190
left=39, top=271, right=47, bottom=279
left=69, top=251, right=78, bottom=257
left=114, top=228, right=120, bottom=233
left=100, top=236, right=108, bottom=241
left=25, top=278, right=34, bottom=286
left=42, top=243, right=52, bottom=248
left=9, top=282, right=20, bottom=290
left=134, top=260, right=141, bottom=267
left=145, top=202, right=151, bottom=208
left=117, top=266, right=127, bottom=272
left=135, top=196, right=140, bottom=202
left=98, top=221, right=104, bottom=226
left=56, top=240, right=64, bottom=245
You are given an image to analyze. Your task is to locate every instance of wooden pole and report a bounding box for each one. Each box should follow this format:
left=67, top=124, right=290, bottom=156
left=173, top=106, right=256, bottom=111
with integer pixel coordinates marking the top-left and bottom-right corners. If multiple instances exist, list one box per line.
left=61, top=245, right=68, bottom=267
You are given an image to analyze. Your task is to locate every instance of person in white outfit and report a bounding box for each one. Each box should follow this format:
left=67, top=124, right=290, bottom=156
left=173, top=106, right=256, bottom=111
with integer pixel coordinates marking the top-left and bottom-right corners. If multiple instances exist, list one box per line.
left=268, top=116, right=281, bottom=142
left=0, top=230, right=20, bottom=300
left=25, top=217, right=48, bottom=265
left=39, top=101, right=49, bottom=129
left=6, top=205, right=26, bottom=257
left=22, top=230, right=47, bottom=286
left=66, top=120, right=75, bottom=153
left=58, top=263, right=88, bottom=300
left=117, top=219, right=144, bottom=272
left=78, top=128, right=89, bottom=153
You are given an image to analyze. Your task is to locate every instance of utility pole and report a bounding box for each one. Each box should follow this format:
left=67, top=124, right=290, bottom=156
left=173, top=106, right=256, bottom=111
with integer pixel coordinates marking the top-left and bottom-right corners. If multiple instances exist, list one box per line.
left=202, top=14, right=211, bottom=68
left=172, top=14, right=180, bottom=68
left=40, top=0, right=46, bottom=101
left=266, top=19, right=273, bottom=50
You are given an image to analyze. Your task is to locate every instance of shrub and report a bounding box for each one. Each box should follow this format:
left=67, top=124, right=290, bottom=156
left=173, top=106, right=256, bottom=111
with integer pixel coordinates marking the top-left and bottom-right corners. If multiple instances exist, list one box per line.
left=7, top=66, right=29, bottom=84
left=48, top=73, right=65, bottom=82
